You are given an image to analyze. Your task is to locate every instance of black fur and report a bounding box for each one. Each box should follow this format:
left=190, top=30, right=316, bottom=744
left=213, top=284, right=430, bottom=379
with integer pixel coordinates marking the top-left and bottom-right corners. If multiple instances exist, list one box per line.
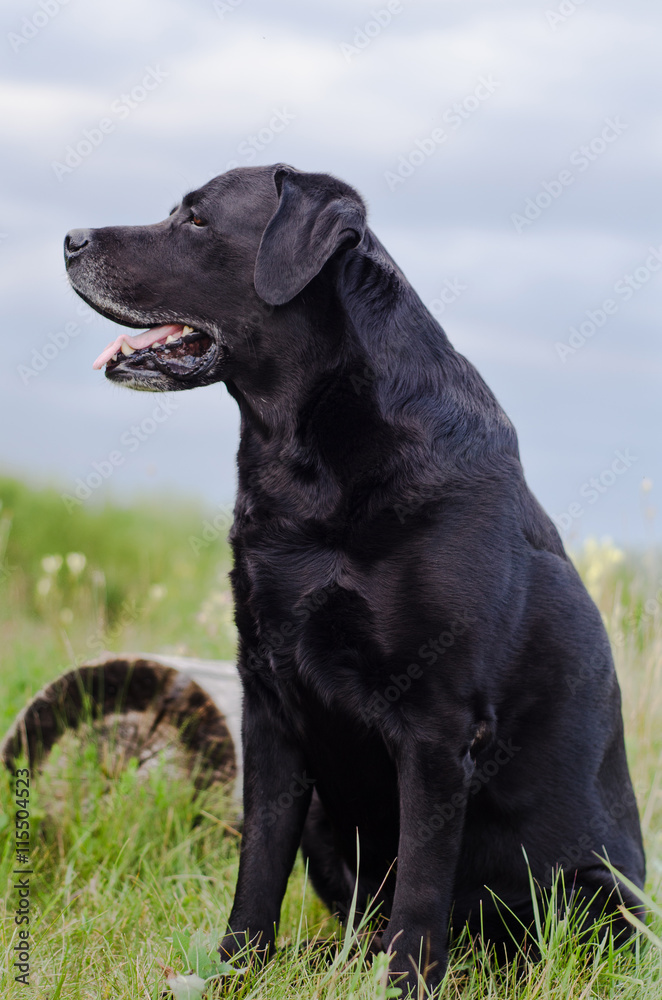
left=65, top=164, right=645, bottom=993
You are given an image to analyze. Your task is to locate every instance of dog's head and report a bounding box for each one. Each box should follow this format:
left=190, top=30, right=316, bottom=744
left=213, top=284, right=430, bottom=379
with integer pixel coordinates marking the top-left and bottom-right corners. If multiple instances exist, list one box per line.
left=65, top=164, right=366, bottom=393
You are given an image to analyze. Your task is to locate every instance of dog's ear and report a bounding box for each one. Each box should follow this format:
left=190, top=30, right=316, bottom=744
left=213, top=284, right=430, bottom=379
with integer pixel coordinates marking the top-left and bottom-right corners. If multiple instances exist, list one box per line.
left=254, top=167, right=366, bottom=306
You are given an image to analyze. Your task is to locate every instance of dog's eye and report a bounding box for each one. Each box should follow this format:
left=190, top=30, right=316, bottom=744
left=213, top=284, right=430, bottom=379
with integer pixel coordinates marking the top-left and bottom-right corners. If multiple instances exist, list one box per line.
left=190, top=214, right=206, bottom=227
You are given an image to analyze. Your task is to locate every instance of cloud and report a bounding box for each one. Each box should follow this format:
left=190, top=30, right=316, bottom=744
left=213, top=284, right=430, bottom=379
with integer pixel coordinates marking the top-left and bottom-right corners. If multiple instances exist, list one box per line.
left=2, top=0, right=661, bottom=541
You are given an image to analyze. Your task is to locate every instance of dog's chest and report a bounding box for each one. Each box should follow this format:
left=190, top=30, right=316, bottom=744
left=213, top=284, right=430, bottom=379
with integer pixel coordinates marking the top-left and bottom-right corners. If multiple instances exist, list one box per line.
left=235, top=533, right=391, bottom=704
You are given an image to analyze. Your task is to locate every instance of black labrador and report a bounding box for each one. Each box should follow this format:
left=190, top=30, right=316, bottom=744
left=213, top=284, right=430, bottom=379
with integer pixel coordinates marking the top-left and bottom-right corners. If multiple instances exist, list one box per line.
left=65, top=164, right=645, bottom=993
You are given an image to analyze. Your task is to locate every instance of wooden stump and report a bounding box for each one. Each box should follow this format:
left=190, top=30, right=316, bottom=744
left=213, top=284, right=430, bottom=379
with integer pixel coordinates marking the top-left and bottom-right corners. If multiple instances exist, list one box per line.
left=1, top=653, right=243, bottom=794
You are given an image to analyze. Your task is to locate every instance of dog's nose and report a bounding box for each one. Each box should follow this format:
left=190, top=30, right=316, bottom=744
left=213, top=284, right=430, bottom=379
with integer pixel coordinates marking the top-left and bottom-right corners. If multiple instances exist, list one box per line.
left=64, top=228, right=92, bottom=264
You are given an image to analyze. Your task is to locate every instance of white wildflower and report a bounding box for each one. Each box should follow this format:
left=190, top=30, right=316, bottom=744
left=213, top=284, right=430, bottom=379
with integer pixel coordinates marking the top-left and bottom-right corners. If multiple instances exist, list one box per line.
left=41, top=555, right=62, bottom=574
left=66, top=552, right=87, bottom=576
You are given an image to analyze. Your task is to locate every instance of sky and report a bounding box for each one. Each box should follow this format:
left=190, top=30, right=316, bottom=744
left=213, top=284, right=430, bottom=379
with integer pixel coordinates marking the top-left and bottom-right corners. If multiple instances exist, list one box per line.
left=2, top=0, right=661, bottom=547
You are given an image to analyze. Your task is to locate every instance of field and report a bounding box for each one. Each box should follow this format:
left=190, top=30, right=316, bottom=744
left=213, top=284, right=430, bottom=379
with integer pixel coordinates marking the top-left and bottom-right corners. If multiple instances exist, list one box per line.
left=1, top=474, right=661, bottom=998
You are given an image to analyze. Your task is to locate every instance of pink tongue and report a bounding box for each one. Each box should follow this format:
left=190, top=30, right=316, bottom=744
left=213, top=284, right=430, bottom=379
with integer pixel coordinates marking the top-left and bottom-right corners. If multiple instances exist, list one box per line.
left=92, top=325, right=185, bottom=370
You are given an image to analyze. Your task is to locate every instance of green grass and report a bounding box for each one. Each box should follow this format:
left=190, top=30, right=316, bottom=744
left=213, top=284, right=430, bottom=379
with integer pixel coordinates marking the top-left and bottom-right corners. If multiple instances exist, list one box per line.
left=1, top=475, right=661, bottom=998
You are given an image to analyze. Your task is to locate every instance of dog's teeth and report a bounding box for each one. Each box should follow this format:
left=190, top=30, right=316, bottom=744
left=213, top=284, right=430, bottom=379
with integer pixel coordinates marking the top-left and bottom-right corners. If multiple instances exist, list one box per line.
left=182, top=325, right=194, bottom=335
left=166, top=335, right=177, bottom=344
left=112, top=353, right=119, bottom=361
left=121, top=342, right=135, bottom=356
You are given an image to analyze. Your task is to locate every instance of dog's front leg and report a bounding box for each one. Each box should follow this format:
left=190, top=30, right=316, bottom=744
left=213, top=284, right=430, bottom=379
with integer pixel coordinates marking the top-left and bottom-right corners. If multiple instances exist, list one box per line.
left=219, top=686, right=313, bottom=962
left=382, top=733, right=469, bottom=995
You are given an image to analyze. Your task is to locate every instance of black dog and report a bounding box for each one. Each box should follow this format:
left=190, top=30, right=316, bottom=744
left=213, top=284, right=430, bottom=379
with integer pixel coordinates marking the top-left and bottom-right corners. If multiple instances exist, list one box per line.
left=65, top=164, right=645, bottom=993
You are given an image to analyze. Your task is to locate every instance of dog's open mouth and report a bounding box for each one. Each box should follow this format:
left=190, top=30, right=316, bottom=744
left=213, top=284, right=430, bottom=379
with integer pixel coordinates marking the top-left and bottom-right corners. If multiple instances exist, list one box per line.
left=93, top=324, right=217, bottom=381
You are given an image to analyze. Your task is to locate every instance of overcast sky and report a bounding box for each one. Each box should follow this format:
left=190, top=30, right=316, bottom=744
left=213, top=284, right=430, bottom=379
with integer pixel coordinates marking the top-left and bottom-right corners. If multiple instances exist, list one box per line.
left=2, top=0, right=661, bottom=546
